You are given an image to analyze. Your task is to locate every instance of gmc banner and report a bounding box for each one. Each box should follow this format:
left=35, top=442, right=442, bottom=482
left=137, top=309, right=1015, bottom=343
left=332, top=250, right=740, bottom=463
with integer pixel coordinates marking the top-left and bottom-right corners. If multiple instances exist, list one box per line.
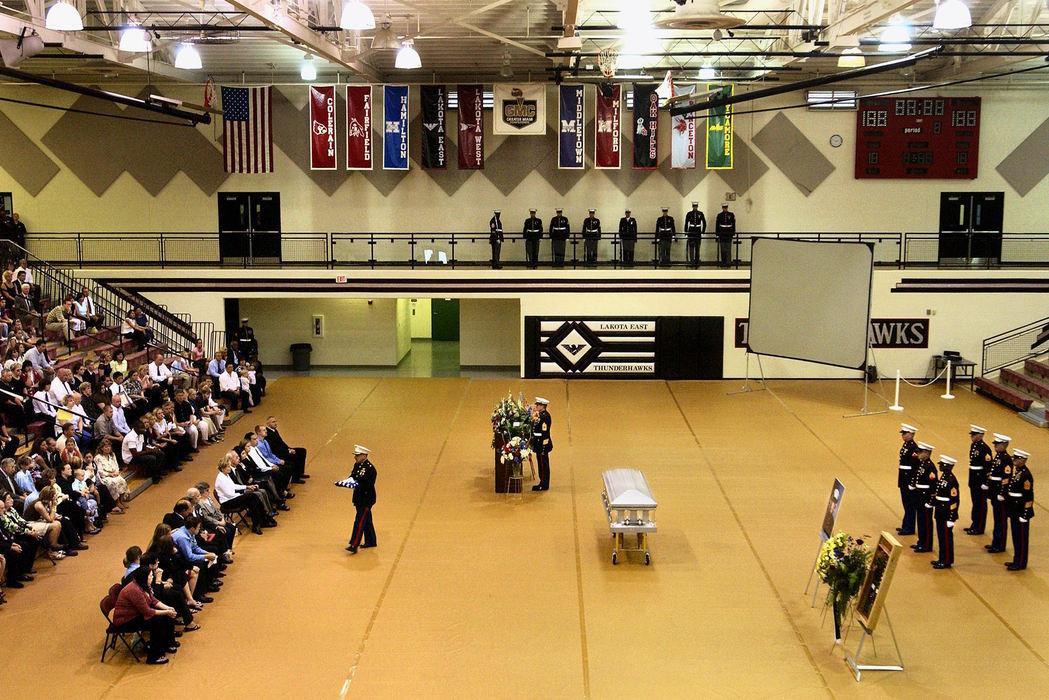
left=735, top=318, right=930, bottom=349
left=457, top=84, right=484, bottom=169
left=632, top=83, right=658, bottom=169
left=345, top=85, right=372, bottom=170
left=670, top=84, right=696, bottom=170
left=419, top=85, right=447, bottom=169
left=558, top=84, right=585, bottom=169
left=492, top=83, right=546, bottom=135
left=595, top=85, right=621, bottom=169
left=383, top=85, right=409, bottom=170
left=309, top=86, right=337, bottom=170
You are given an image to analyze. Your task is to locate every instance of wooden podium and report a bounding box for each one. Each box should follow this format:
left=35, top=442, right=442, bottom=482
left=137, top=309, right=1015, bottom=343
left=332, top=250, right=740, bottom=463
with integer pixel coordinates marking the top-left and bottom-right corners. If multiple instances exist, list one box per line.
left=494, top=434, right=510, bottom=493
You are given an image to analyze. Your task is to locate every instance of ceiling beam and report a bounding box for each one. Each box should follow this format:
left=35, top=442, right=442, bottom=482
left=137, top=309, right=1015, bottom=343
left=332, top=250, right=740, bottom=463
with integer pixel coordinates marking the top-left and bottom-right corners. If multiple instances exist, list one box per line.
left=222, top=0, right=380, bottom=81
left=562, top=0, right=578, bottom=37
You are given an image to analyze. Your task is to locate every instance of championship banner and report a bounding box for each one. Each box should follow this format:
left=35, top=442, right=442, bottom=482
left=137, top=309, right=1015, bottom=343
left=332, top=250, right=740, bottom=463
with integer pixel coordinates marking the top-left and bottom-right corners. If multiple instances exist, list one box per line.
left=595, top=85, right=621, bottom=169
left=419, top=85, right=447, bottom=169
left=670, top=84, right=696, bottom=170
left=345, top=85, right=372, bottom=170
left=492, top=83, right=546, bottom=135
left=457, top=84, right=484, bottom=169
left=383, top=85, right=409, bottom=171
left=558, top=84, right=585, bottom=170
left=706, top=83, right=733, bottom=170
left=309, top=86, right=337, bottom=171
left=632, top=83, right=658, bottom=170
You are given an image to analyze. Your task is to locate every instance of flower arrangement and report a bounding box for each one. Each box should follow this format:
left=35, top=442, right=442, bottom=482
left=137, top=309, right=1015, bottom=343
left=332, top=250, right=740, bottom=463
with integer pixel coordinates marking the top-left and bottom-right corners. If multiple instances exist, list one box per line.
left=491, top=392, right=536, bottom=476
left=816, top=532, right=872, bottom=642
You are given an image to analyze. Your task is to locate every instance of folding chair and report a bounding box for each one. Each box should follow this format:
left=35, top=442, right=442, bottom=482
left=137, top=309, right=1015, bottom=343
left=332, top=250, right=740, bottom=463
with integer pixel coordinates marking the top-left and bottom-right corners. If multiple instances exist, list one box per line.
left=222, top=504, right=251, bottom=534
left=100, top=583, right=142, bottom=663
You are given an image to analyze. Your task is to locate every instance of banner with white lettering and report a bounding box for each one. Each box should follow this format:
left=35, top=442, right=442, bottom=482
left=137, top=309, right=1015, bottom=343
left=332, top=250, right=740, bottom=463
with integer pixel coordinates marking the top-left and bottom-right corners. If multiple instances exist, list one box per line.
left=383, top=85, right=409, bottom=170
left=345, top=85, right=372, bottom=170
left=419, top=85, right=446, bottom=169
left=632, top=83, right=658, bottom=170
left=706, top=83, right=733, bottom=170
left=309, top=86, right=337, bottom=170
left=457, top=84, right=484, bottom=169
left=492, top=83, right=546, bottom=135
left=670, top=84, right=696, bottom=170
left=735, top=318, right=930, bottom=349
left=558, top=84, right=585, bottom=170
left=595, top=85, right=621, bottom=169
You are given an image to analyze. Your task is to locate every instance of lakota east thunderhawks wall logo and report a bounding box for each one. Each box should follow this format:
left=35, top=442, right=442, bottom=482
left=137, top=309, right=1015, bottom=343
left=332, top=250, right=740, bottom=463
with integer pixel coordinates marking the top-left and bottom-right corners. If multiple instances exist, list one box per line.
left=537, top=319, right=656, bottom=376
left=502, top=88, right=538, bottom=129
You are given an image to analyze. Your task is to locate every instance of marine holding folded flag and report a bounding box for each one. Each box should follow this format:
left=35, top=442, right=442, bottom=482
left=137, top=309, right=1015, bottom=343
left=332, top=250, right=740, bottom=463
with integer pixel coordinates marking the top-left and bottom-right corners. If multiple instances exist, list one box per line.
left=493, top=83, right=547, bottom=135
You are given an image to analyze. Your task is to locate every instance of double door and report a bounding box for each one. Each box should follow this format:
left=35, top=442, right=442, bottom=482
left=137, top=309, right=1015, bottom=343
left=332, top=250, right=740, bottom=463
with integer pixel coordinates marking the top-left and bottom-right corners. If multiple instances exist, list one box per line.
left=217, top=192, right=282, bottom=262
left=937, top=192, right=1003, bottom=264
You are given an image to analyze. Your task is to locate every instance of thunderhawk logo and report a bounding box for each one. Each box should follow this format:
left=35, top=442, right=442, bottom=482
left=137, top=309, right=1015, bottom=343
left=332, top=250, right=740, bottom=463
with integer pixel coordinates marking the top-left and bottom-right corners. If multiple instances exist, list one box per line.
left=460, top=121, right=473, bottom=132
left=348, top=118, right=367, bottom=138
left=561, top=343, right=587, bottom=356
left=423, top=121, right=439, bottom=131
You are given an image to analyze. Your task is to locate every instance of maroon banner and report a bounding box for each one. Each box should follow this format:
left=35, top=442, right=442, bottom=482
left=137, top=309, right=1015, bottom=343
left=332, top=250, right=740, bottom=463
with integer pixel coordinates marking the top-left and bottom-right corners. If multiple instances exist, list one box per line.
left=346, top=85, right=373, bottom=170
left=309, top=86, right=337, bottom=170
left=457, top=84, right=484, bottom=169
left=595, top=85, right=621, bottom=169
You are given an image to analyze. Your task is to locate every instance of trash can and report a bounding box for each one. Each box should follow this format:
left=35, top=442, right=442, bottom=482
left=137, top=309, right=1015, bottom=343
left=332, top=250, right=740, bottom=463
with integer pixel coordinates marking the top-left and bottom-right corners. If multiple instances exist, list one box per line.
left=290, top=343, right=313, bottom=371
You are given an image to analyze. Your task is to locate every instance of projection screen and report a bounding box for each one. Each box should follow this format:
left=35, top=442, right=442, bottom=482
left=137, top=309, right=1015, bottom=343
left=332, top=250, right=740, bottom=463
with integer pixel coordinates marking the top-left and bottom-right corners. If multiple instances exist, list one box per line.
left=748, top=238, right=873, bottom=369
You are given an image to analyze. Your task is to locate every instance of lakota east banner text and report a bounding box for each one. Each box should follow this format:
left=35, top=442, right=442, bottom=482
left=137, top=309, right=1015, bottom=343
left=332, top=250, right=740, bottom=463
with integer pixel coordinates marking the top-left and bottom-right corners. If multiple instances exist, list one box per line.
left=419, top=85, right=447, bottom=169
left=383, top=85, right=409, bottom=170
left=632, top=83, right=658, bottom=169
left=458, top=84, right=484, bottom=169
left=345, top=86, right=372, bottom=170
left=595, top=85, right=621, bottom=169
left=558, top=85, right=584, bottom=169
left=492, top=84, right=546, bottom=135
left=309, top=86, right=337, bottom=170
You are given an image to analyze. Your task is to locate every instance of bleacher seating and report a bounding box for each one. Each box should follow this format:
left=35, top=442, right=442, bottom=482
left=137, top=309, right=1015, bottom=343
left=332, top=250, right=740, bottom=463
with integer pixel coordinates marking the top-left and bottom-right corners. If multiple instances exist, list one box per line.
left=974, top=375, right=1034, bottom=412
left=1000, top=367, right=1049, bottom=402
left=1024, top=358, right=1049, bottom=382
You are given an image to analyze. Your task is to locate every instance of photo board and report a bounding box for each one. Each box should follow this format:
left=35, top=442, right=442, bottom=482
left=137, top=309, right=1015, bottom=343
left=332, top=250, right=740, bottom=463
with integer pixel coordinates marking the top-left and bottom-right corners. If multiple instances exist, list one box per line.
left=820, top=479, right=845, bottom=542
left=855, top=531, right=903, bottom=633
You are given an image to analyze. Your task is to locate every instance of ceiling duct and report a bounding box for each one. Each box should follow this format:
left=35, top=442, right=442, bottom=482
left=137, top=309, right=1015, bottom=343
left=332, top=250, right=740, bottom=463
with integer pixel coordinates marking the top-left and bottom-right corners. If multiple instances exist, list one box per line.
left=191, top=32, right=241, bottom=44
left=655, top=0, right=744, bottom=30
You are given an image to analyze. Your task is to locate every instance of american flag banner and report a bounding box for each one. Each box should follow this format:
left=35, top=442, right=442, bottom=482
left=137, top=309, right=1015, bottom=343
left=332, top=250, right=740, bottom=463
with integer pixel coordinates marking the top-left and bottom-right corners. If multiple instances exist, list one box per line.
left=221, top=86, right=273, bottom=173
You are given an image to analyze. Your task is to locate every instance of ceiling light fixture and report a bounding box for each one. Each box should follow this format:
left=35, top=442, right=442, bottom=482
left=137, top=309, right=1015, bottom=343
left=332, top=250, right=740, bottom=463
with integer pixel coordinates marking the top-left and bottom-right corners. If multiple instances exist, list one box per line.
left=340, top=0, right=376, bottom=31
left=878, top=18, right=911, bottom=52
left=617, top=0, right=651, bottom=30
left=395, top=38, right=421, bottom=69
left=698, top=64, right=716, bottom=80
left=933, top=0, right=972, bottom=30
left=174, top=42, right=202, bottom=70
left=300, top=54, right=317, bottom=80
left=119, top=24, right=152, bottom=53
left=837, top=47, right=865, bottom=68
left=44, top=1, right=83, bottom=31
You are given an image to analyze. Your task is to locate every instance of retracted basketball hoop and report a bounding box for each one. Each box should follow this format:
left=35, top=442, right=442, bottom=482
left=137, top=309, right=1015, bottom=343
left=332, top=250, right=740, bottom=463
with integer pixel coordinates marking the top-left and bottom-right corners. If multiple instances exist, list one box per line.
left=597, top=47, right=618, bottom=79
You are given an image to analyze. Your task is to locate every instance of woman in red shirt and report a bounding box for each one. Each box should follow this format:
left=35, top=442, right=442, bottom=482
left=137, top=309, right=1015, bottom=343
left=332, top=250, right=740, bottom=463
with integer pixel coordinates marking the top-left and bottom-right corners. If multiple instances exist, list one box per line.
left=112, top=565, right=179, bottom=664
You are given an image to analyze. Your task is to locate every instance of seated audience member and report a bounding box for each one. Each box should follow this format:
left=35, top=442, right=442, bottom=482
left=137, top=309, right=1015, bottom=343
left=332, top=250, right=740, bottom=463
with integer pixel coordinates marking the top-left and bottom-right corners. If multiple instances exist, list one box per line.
left=122, top=420, right=164, bottom=482
left=172, top=389, right=206, bottom=448
left=0, top=270, right=18, bottom=311
left=189, top=339, right=207, bottom=376
left=0, top=420, right=18, bottom=461
left=171, top=515, right=222, bottom=599
left=133, top=306, right=155, bottom=347
left=13, top=260, right=34, bottom=297
left=67, top=466, right=100, bottom=528
left=238, top=366, right=255, bottom=408
left=44, top=297, right=72, bottom=344
left=16, top=284, right=41, bottom=336
left=249, top=361, right=266, bottom=399
left=1, top=489, right=62, bottom=562
left=206, top=350, right=225, bottom=382
left=225, top=340, right=242, bottom=369
left=73, top=288, right=103, bottom=333
left=177, top=491, right=230, bottom=559
left=111, top=565, right=179, bottom=664
left=185, top=389, right=218, bottom=443
left=121, top=310, right=147, bottom=351
left=95, top=402, right=128, bottom=452
left=214, top=457, right=272, bottom=535
left=219, top=363, right=251, bottom=412
left=50, top=368, right=76, bottom=408
left=93, top=439, right=129, bottom=506
left=80, top=361, right=101, bottom=394
left=24, top=339, right=50, bottom=372
left=228, top=448, right=283, bottom=512
left=0, top=368, right=28, bottom=429
left=107, top=390, right=132, bottom=436
left=56, top=422, right=84, bottom=468
left=31, top=379, right=57, bottom=423
left=142, top=415, right=179, bottom=474
left=170, top=353, right=198, bottom=390
left=0, top=457, right=26, bottom=508
left=122, top=546, right=142, bottom=584
left=140, top=552, right=199, bottom=632
left=146, top=524, right=201, bottom=611
left=14, top=456, right=37, bottom=500
left=192, top=482, right=235, bottom=558
left=149, top=352, right=174, bottom=402
left=123, top=367, right=151, bottom=418
left=151, top=407, right=191, bottom=465
left=77, top=385, right=103, bottom=423
left=194, top=386, right=225, bottom=434
left=109, top=350, right=128, bottom=379
left=57, top=400, right=92, bottom=451
left=27, top=484, right=82, bottom=556
left=244, top=432, right=293, bottom=496
left=162, top=499, right=193, bottom=530
left=0, top=495, right=37, bottom=588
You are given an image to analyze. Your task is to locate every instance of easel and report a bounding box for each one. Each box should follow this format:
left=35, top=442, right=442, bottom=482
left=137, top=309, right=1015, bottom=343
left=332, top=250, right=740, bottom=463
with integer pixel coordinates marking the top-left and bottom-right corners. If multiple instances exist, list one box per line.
left=844, top=607, right=905, bottom=681
left=845, top=342, right=888, bottom=419
left=729, top=350, right=767, bottom=395
left=803, top=541, right=824, bottom=608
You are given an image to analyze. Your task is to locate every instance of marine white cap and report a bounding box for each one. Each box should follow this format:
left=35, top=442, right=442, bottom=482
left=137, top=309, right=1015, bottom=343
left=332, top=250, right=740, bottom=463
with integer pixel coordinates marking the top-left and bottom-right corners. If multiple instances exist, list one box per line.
left=529, top=207, right=536, bottom=212
left=353, top=444, right=370, bottom=455
left=917, top=441, right=934, bottom=452
left=691, top=201, right=698, bottom=206
left=969, top=424, right=986, bottom=434
left=588, top=208, right=595, bottom=213
left=555, top=207, right=563, bottom=212
left=534, top=397, right=549, bottom=405
left=938, top=455, right=957, bottom=465
left=494, top=209, right=500, bottom=214
left=992, top=433, right=1011, bottom=443
left=661, top=206, right=669, bottom=211
left=241, top=317, right=249, bottom=322
left=1013, top=449, right=1030, bottom=459
left=900, top=423, right=917, bottom=433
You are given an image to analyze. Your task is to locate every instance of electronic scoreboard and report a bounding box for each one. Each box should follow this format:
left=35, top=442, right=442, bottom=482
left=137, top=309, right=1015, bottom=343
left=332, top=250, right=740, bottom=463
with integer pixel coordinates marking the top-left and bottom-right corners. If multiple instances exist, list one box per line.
left=855, top=96, right=980, bottom=179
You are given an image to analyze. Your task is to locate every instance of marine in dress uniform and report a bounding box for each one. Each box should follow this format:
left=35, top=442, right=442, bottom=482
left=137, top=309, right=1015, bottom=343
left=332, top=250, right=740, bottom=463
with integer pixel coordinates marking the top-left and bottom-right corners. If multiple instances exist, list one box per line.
left=345, top=444, right=377, bottom=554
left=715, top=204, right=736, bottom=268
left=549, top=208, right=570, bottom=267
left=655, top=207, right=675, bottom=267
left=932, top=455, right=960, bottom=569
left=582, top=209, right=601, bottom=266
left=985, top=433, right=1013, bottom=554
left=1005, top=449, right=1034, bottom=570
left=965, top=424, right=992, bottom=535
left=531, top=397, right=552, bottom=491
left=618, top=209, right=638, bottom=266
left=911, top=442, right=937, bottom=553
left=235, top=318, right=258, bottom=360
left=684, top=202, right=706, bottom=268
left=523, top=208, right=543, bottom=268
left=896, top=423, right=920, bottom=536
left=489, top=210, right=503, bottom=269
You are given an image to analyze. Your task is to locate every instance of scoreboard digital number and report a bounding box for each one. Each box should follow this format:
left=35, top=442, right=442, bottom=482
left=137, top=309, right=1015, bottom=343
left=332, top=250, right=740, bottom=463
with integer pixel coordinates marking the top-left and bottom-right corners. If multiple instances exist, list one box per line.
left=855, top=96, right=980, bottom=179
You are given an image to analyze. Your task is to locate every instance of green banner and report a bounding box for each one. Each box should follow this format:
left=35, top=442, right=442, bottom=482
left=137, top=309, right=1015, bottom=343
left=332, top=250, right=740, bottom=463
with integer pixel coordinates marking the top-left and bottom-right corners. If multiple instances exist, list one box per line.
left=705, top=84, right=733, bottom=170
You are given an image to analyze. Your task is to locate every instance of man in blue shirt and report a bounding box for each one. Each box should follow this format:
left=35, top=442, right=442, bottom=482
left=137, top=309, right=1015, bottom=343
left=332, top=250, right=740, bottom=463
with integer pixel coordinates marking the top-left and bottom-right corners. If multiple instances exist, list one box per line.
left=206, top=351, right=226, bottom=382
left=172, top=516, right=222, bottom=602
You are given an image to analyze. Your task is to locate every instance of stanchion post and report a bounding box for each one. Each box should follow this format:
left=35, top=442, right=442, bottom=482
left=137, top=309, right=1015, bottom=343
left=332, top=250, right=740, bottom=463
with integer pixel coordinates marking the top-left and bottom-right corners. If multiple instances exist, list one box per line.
left=941, top=360, right=955, bottom=400
left=889, top=369, right=903, bottom=411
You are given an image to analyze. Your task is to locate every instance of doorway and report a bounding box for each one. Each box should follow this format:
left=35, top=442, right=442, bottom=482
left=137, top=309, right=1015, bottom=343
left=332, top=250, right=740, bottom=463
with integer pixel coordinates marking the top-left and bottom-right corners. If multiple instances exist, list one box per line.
left=431, top=299, right=460, bottom=341
left=217, top=192, right=282, bottom=263
left=937, top=192, right=1004, bottom=265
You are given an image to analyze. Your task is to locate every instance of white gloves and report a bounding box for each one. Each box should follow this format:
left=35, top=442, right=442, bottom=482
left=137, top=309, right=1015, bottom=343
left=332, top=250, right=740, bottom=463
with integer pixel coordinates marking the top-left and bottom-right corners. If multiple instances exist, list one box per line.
left=947, top=521, right=955, bottom=528
left=1020, top=518, right=1028, bottom=523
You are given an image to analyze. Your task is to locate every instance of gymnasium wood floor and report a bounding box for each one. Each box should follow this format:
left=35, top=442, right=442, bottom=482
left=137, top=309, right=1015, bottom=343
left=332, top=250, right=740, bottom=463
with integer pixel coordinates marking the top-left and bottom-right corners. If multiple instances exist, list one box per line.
left=3, top=376, right=1048, bottom=698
